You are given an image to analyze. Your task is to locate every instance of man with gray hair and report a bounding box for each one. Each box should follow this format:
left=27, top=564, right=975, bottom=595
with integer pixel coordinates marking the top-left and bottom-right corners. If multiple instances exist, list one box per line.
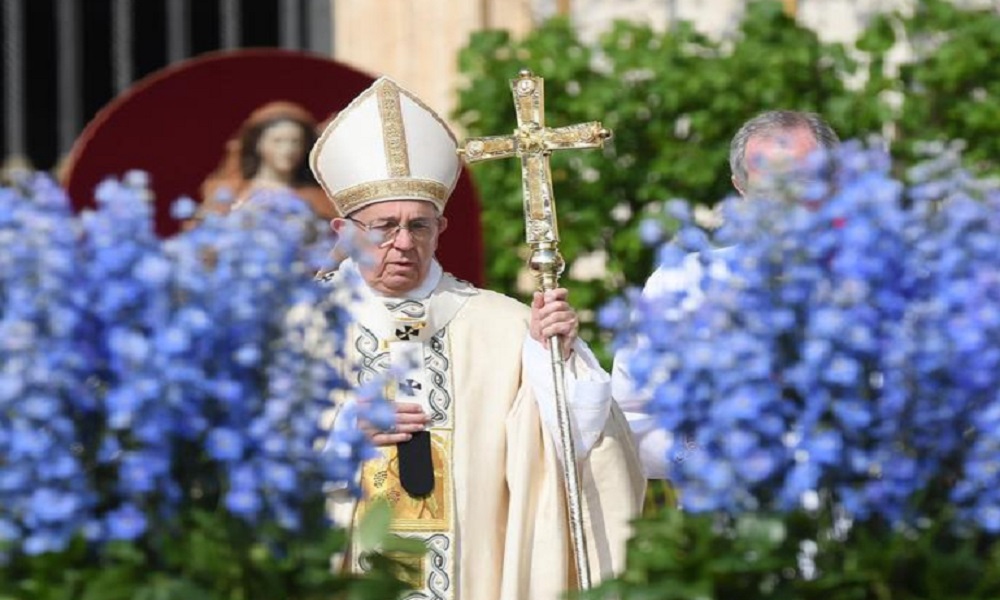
left=729, top=110, right=840, bottom=197
left=613, top=110, right=840, bottom=481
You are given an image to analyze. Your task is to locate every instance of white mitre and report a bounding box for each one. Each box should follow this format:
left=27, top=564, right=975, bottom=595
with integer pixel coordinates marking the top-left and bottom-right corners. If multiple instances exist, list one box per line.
left=309, top=77, right=461, bottom=216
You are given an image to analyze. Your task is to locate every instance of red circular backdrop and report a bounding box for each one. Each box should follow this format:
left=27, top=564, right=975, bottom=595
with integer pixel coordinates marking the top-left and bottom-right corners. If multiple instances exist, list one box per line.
left=62, top=48, right=484, bottom=286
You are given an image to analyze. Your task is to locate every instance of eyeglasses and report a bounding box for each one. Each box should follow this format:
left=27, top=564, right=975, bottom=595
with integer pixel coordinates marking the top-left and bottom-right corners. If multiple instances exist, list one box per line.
left=346, top=216, right=439, bottom=245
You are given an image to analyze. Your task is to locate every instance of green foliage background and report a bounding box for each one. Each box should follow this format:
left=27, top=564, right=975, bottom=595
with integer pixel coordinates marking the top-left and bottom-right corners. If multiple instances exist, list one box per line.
left=0, top=501, right=420, bottom=600
left=456, top=3, right=1000, bottom=597
left=579, top=509, right=1000, bottom=600
left=454, top=0, right=1000, bottom=362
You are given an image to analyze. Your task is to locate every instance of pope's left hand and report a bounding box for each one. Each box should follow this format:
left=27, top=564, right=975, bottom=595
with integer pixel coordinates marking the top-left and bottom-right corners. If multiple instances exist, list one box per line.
left=530, top=288, right=578, bottom=360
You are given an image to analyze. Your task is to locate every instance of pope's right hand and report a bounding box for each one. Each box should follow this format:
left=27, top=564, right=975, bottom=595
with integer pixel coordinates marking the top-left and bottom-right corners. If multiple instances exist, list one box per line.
left=360, top=402, right=430, bottom=447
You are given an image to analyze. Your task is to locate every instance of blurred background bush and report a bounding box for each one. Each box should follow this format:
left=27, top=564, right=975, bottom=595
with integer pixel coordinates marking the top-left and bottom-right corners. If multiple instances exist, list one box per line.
left=456, top=0, right=1000, bottom=362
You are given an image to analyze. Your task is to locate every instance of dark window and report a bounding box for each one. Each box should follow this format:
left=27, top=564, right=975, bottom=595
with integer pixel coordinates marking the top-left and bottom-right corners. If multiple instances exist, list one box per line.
left=2, top=0, right=318, bottom=172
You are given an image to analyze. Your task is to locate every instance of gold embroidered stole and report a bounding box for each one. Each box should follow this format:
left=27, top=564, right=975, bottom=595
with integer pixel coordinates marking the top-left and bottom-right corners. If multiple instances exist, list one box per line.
left=344, top=273, right=473, bottom=600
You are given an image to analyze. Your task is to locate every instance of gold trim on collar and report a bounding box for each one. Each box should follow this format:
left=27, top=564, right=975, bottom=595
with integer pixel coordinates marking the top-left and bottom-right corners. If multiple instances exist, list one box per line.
left=334, top=179, right=447, bottom=215
left=377, top=81, right=410, bottom=178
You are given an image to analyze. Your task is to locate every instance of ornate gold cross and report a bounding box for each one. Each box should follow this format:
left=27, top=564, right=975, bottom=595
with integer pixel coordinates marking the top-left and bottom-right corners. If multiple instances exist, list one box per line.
left=458, top=69, right=612, bottom=590
left=458, top=69, right=611, bottom=253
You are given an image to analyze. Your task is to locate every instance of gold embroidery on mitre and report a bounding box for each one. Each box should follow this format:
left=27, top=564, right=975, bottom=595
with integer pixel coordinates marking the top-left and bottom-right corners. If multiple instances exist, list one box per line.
left=376, top=81, right=411, bottom=178
left=309, top=76, right=462, bottom=215
left=333, top=179, right=448, bottom=215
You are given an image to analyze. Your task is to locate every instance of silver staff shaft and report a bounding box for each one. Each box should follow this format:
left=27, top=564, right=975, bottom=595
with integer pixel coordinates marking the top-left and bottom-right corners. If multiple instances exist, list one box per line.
left=459, top=69, right=612, bottom=590
left=532, top=244, right=591, bottom=589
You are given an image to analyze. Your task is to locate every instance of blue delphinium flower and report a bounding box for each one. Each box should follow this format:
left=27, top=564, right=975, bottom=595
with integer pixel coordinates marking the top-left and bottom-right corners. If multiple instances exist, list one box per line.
left=0, top=174, right=95, bottom=557
left=0, top=176, right=375, bottom=561
left=608, top=141, right=1000, bottom=529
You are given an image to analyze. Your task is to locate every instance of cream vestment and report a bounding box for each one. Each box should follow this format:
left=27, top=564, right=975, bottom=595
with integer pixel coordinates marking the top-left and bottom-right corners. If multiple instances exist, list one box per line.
left=325, top=260, right=645, bottom=599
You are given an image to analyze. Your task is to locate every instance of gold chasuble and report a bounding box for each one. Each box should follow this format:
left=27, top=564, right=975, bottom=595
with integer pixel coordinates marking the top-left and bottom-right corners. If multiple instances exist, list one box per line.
left=325, top=264, right=645, bottom=600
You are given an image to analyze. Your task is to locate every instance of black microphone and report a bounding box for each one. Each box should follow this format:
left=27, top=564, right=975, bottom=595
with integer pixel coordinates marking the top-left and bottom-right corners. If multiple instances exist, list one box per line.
left=397, top=430, right=434, bottom=497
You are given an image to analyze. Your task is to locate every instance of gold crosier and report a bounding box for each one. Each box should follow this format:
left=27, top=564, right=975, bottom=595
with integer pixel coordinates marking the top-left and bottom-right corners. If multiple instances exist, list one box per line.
left=458, top=69, right=611, bottom=590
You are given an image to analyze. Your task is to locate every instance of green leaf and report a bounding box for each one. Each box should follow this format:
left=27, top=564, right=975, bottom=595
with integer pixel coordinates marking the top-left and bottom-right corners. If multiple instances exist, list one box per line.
left=132, top=577, right=216, bottom=600
left=856, top=13, right=896, bottom=54
left=356, top=498, right=394, bottom=552
left=79, top=566, right=143, bottom=600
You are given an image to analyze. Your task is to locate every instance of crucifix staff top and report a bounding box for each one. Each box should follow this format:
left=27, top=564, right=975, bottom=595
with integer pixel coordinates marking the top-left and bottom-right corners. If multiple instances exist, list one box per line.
left=457, top=69, right=611, bottom=250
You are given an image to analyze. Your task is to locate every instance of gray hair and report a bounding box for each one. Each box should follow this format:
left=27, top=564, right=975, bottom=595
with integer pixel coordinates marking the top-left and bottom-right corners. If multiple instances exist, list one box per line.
left=729, top=110, right=840, bottom=192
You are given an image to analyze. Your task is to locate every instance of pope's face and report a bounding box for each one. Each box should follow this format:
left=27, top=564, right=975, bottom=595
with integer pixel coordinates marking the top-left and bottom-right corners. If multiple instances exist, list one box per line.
left=741, top=126, right=820, bottom=195
left=256, top=121, right=306, bottom=178
left=333, top=200, right=448, bottom=296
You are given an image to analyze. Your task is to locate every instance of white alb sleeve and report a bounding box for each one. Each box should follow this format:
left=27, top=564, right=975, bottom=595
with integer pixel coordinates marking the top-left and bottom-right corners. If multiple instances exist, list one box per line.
left=523, top=336, right=611, bottom=460
left=611, top=346, right=671, bottom=479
